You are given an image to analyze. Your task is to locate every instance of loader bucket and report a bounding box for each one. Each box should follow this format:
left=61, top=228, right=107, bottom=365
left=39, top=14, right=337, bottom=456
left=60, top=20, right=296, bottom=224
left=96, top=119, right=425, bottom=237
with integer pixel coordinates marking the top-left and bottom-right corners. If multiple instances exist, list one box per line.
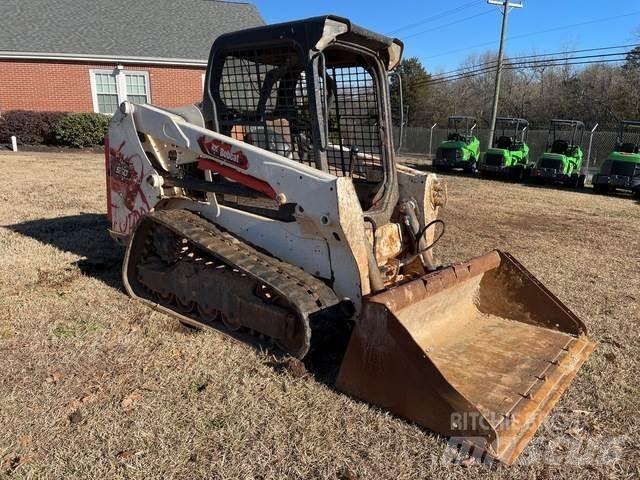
left=336, top=250, right=595, bottom=464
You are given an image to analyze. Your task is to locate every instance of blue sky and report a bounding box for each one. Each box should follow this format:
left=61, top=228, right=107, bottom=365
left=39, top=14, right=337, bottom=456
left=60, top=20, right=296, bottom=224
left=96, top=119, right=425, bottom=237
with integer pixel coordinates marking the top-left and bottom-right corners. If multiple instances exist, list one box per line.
left=251, top=0, right=640, bottom=73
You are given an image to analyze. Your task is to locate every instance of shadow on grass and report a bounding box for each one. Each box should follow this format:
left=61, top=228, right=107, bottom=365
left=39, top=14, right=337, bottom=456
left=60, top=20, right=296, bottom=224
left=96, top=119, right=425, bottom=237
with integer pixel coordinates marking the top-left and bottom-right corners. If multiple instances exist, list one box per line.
left=6, top=213, right=124, bottom=289
left=6, top=213, right=465, bottom=462
left=7, top=214, right=351, bottom=376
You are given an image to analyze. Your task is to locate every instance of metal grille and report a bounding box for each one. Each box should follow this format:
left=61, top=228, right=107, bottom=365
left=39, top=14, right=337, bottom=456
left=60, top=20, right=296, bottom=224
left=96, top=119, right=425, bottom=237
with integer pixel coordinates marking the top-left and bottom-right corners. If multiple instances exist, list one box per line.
left=326, top=66, right=383, bottom=179
left=438, top=149, right=460, bottom=162
left=538, top=158, right=563, bottom=170
left=610, top=160, right=637, bottom=176
left=216, top=45, right=314, bottom=166
left=484, top=153, right=504, bottom=166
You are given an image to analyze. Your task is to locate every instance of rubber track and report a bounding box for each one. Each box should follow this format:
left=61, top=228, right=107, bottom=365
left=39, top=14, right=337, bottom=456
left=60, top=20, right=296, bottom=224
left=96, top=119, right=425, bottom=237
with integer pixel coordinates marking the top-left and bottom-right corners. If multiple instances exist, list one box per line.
left=145, top=208, right=340, bottom=356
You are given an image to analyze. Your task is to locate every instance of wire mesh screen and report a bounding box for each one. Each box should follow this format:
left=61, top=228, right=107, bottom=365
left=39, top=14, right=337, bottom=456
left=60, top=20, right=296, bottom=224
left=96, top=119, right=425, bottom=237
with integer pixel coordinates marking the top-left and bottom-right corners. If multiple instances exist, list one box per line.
left=215, top=45, right=315, bottom=166
left=214, top=47, right=385, bottom=182
left=326, top=65, right=383, bottom=179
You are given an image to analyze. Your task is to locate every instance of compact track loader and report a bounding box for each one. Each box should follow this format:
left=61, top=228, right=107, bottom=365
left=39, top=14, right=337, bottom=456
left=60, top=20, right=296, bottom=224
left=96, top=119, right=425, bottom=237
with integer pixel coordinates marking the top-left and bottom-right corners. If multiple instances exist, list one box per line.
left=106, top=16, right=594, bottom=464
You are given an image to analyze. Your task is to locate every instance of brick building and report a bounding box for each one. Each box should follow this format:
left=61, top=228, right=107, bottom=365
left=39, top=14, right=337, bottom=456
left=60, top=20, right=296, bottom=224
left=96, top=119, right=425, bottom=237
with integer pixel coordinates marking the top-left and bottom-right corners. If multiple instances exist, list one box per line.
left=0, top=0, right=263, bottom=114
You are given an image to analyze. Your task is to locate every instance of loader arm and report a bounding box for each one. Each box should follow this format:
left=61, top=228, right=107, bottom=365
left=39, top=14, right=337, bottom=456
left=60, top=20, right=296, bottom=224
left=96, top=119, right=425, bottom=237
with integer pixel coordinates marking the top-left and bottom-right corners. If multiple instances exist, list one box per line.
left=107, top=102, right=375, bottom=305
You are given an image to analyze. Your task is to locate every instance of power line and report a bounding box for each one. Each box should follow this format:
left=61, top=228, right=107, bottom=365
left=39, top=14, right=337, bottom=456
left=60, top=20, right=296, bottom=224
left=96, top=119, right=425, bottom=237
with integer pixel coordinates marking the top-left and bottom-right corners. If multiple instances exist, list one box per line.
left=507, top=51, right=635, bottom=67
left=387, top=0, right=484, bottom=34
left=424, top=57, right=631, bottom=87
left=422, top=11, right=640, bottom=60
left=507, top=43, right=640, bottom=62
left=426, top=43, right=640, bottom=82
left=421, top=51, right=633, bottom=86
left=421, top=55, right=631, bottom=87
left=426, top=59, right=498, bottom=79
left=419, top=65, right=498, bottom=85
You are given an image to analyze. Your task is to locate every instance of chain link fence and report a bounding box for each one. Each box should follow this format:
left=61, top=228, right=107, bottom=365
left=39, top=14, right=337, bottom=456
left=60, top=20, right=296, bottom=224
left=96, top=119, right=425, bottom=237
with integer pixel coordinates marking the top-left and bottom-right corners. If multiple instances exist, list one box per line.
left=395, top=127, right=620, bottom=173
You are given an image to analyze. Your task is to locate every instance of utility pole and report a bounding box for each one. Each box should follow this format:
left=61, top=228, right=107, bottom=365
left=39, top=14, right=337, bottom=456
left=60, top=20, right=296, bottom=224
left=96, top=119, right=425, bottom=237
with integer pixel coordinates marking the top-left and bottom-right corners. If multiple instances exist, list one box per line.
left=486, top=0, right=523, bottom=149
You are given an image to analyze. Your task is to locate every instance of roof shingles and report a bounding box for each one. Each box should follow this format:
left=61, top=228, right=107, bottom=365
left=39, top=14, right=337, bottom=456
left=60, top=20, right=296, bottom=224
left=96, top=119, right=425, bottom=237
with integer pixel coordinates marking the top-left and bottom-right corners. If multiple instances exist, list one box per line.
left=0, top=0, right=264, bottom=61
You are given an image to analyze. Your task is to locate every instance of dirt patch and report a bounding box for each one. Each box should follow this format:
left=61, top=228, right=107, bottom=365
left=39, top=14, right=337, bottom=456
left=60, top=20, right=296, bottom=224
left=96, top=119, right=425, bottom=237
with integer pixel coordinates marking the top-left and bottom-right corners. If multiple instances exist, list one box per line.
left=0, top=153, right=638, bottom=478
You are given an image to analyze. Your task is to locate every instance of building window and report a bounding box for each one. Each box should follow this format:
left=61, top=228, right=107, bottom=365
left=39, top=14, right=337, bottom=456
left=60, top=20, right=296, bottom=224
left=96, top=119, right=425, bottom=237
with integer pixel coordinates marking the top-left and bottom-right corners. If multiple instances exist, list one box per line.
left=94, top=73, right=119, bottom=114
left=90, top=69, right=150, bottom=114
left=125, top=74, right=149, bottom=104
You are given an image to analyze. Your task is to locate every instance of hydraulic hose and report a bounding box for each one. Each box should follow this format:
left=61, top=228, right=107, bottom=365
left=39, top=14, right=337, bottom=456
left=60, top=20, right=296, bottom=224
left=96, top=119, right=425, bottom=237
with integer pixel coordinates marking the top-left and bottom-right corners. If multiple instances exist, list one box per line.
left=364, top=216, right=385, bottom=293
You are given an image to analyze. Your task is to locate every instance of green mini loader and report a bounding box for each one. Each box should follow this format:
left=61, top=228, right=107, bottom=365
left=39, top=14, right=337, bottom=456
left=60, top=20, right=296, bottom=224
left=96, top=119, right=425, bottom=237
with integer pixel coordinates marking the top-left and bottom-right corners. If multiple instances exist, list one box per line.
left=592, top=120, right=640, bottom=198
left=434, top=116, right=480, bottom=173
left=479, top=117, right=530, bottom=180
left=530, top=119, right=586, bottom=188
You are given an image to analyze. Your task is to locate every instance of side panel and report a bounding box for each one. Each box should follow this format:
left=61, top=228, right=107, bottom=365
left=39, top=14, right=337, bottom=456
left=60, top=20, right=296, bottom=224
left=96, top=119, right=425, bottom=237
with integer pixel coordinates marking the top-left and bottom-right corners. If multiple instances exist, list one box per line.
left=214, top=206, right=333, bottom=280
left=212, top=180, right=372, bottom=305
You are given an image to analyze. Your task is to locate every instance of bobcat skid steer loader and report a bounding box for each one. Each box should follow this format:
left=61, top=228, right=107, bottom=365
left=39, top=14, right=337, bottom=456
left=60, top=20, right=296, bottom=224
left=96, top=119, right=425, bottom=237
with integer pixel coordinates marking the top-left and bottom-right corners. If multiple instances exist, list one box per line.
left=105, top=16, right=595, bottom=464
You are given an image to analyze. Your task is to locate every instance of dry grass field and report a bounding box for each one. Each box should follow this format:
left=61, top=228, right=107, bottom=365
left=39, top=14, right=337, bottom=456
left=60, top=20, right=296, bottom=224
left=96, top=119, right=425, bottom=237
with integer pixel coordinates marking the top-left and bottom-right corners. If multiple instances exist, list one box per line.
left=0, top=151, right=638, bottom=479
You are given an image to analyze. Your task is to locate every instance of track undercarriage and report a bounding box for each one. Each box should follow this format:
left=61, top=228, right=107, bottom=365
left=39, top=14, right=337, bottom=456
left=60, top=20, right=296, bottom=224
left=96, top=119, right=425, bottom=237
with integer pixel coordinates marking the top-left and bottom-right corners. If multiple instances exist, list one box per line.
left=124, top=209, right=340, bottom=358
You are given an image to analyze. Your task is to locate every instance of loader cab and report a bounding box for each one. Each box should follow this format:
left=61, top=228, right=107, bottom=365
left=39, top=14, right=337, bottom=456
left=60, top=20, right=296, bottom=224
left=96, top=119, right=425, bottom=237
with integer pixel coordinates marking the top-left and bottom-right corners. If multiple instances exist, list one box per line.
left=446, top=116, right=476, bottom=144
left=201, top=16, right=403, bottom=221
left=491, top=117, right=528, bottom=151
left=544, top=119, right=584, bottom=158
left=614, top=120, right=640, bottom=154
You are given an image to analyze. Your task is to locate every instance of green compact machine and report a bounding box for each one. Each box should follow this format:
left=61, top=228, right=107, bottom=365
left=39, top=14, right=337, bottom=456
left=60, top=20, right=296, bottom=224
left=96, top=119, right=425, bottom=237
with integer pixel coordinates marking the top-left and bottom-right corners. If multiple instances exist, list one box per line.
left=592, top=120, right=640, bottom=198
left=530, top=119, right=586, bottom=188
left=479, top=117, right=530, bottom=179
left=434, top=116, right=480, bottom=172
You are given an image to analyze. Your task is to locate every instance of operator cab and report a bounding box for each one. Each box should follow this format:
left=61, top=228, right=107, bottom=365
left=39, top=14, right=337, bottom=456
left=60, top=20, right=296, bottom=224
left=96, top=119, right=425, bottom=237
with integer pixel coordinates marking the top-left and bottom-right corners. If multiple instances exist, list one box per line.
left=492, top=117, right=528, bottom=150
left=614, top=120, right=640, bottom=154
left=202, top=16, right=403, bottom=221
left=545, top=119, right=585, bottom=155
left=446, top=116, right=476, bottom=144
left=496, top=136, right=512, bottom=149
left=618, top=143, right=639, bottom=154
left=550, top=140, right=569, bottom=155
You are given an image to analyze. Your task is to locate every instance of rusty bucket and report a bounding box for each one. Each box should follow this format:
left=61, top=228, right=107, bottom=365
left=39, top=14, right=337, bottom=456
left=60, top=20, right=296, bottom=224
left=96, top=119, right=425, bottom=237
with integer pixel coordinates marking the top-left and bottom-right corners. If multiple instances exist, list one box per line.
left=336, top=250, right=595, bottom=464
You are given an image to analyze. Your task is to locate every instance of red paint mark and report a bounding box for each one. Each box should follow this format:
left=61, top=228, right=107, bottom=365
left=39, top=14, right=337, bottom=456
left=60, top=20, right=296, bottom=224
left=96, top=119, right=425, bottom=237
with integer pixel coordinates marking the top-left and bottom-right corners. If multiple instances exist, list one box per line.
left=109, top=140, right=150, bottom=212
left=107, top=141, right=153, bottom=235
left=113, top=207, right=146, bottom=234
left=198, top=135, right=249, bottom=169
left=197, top=158, right=277, bottom=200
